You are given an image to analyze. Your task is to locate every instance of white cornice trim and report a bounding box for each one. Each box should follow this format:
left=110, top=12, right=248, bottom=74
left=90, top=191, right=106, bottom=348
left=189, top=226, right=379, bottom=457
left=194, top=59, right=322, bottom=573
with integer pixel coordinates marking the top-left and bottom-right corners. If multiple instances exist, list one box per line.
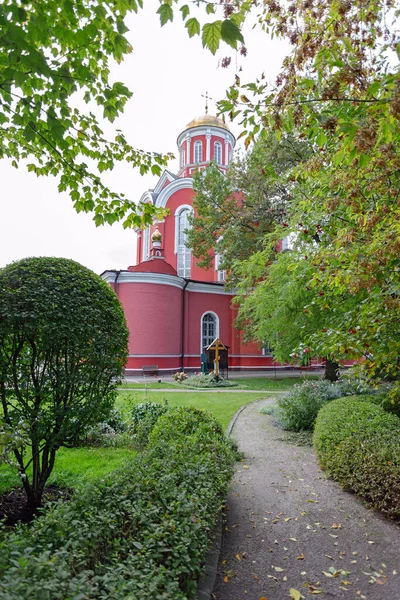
left=102, top=271, right=235, bottom=295
left=153, top=170, right=176, bottom=194
left=186, top=281, right=234, bottom=295
left=103, top=271, right=185, bottom=289
left=155, top=178, right=193, bottom=209
left=139, top=190, right=155, bottom=205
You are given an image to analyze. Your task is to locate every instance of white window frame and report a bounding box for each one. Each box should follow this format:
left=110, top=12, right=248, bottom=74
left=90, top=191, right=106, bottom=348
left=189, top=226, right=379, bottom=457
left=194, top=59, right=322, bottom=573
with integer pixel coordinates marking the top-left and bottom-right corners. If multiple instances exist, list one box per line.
left=142, top=227, right=150, bottom=261
left=214, top=141, right=222, bottom=164
left=215, top=252, right=225, bottom=282
left=180, top=146, right=185, bottom=167
left=200, top=311, right=219, bottom=352
left=175, top=205, right=193, bottom=278
left=194, top=140, right=203, bottom=164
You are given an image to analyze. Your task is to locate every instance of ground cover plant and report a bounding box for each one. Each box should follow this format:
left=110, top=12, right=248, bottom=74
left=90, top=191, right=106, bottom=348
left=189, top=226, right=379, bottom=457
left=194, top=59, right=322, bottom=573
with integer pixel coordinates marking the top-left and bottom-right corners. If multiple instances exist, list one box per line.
left=180, top=374, right=238, bottom=389
left=0, top=257, right=128, bottom=512
left=273, top=378, right=375, bottom=432
left=0, top=407, right=237, bottom=599
left=116, top=390, right=270, bottom=431
left=314, top=396, right=400, bottom=520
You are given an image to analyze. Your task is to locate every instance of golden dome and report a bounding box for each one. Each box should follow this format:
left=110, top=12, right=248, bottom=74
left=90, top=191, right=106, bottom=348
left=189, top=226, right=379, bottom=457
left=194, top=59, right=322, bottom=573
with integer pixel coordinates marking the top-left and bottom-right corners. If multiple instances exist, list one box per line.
left=151, top=227, right=162, bottom=242
left=184, top=115, right=231, bottom=132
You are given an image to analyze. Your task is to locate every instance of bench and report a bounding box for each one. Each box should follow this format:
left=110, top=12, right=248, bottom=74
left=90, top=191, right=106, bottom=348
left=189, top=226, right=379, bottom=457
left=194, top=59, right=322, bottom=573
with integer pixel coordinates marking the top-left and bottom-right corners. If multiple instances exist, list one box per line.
left=142, top=365, right=159, bottom=377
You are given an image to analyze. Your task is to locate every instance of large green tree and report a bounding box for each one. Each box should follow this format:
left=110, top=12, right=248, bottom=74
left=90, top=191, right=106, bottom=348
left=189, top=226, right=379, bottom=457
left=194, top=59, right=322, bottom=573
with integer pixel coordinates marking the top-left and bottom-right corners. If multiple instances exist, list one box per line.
left=0, top=257, right=128, bottom=511
left=166, top=0, right=400, bottom=389
left=0, top=0, right=174, bottom=228
left=188, top=134, right=311, bottom=282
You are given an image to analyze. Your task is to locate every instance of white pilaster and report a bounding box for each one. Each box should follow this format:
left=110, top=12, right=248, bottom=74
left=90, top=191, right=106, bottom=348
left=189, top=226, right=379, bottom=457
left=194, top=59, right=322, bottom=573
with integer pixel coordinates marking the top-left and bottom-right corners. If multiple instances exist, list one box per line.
left=206, top=131, right=211, bottom=161
left=224, top=139, right=230, bottom=165
left=186, top=135, right=191, bottom=165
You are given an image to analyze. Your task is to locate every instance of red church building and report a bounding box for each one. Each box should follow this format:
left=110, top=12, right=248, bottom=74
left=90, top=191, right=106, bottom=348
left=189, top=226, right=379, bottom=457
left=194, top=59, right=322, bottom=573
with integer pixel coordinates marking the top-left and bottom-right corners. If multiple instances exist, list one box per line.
left=102, top=115, right=277, bottom=375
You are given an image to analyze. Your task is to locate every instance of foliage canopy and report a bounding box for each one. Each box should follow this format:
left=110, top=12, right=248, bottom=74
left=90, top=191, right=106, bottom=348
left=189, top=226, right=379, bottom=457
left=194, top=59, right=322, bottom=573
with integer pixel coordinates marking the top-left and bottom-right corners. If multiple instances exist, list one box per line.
left=0, top=0, right=172, bottom=228
left=0, top=257, right=128, bottom=509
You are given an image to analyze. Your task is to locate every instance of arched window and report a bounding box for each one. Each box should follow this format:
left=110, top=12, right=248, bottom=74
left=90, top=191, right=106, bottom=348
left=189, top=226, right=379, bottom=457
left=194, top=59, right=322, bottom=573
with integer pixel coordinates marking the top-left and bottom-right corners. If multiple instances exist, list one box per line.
left=180, top=146, right=185, bottom=167
left=215, top=252, right=225, bottom=282
left=194, top=140, right=202, bottom=164
left=214, top=141, right=222, bottom=164
left=177, top=207, right=191, bottom=277
left=142, top=227, right=150, bottom=261
left=201, top=312, right=218, bottom=351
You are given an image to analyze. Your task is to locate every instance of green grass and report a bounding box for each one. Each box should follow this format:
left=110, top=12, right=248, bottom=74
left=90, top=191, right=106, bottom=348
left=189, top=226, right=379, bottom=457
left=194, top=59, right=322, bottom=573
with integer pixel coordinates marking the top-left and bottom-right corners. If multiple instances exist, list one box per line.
left=119, top=381, right=179, bottom=389
left=116, top=390, right=271, bottom=431
left=224, top=375, right=321, bottom=390
left=120, top=375, right=321, bottom=391
left=0, top=446, right=135, bottom=495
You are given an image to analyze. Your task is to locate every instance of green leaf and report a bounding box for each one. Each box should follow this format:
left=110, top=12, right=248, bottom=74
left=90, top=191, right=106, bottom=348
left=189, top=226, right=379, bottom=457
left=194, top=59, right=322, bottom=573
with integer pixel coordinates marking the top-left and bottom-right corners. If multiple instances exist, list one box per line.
left=220, top=19, right=244, bottom=49
left=206, top=3, right=215, bottom=14
left=157, top=4, right=174, bottom=26
left=186, top=18, right=200, bottom=38
left=316, top=131, right=327, bottom=147
left=202, top=21, right=222, bottom=55
left=180, top=4, right=190, bottom=19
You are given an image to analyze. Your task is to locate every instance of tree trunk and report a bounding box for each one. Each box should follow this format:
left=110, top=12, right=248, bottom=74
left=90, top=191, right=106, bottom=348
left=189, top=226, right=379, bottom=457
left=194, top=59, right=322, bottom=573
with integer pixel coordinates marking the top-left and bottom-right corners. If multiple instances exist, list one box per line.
left=324, top=358, right=340, bottom=382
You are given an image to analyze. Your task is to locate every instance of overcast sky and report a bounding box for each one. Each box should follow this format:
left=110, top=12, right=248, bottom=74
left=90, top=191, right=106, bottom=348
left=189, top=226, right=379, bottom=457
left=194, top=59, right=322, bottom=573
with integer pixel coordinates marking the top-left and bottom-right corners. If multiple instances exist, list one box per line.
left=1, top=2, right=289, bottom=275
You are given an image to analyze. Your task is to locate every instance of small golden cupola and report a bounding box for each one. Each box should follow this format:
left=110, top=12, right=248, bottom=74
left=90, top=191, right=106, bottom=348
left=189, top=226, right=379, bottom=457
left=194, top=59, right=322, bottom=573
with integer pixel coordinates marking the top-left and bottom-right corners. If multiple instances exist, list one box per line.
left=150, top=226, right=164, bottom=258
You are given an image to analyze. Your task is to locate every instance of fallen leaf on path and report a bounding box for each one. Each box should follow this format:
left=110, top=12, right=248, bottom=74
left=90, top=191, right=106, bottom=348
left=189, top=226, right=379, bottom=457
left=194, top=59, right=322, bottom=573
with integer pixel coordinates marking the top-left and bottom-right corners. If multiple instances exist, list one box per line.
left=243, top=465, right=249, bottom=469
left=289, top=588, right=304, bottom=600
left=235, top=554, right=241, bottom=561
left=309, top=590, right=323, bottom=595
left=272, top=566, right=284, bottom=572
left=329, top=534, right=338, bottom=538
left=254, top=575, right=260, bottom=580
left=297, top=554, right=305, bottom=560
left=259, top=597, right=267, bottom=600
left=331, top=523, right=342, bottom=529
left=284, top=517, right=293, bottom=522
left=289, top=537, right=297, bottom=542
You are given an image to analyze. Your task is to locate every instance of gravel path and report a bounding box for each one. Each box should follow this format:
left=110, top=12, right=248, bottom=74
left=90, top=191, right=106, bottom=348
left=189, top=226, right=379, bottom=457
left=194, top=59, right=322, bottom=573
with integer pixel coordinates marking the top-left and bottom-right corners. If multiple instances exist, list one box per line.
left=212, top=398, right=400, bottom=600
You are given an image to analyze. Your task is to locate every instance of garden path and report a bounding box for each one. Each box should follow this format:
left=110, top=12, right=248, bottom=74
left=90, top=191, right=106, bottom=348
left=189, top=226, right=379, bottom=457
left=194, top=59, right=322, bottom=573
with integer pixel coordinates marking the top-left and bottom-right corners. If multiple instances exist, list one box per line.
left=211, top=398, right=400, bottom=600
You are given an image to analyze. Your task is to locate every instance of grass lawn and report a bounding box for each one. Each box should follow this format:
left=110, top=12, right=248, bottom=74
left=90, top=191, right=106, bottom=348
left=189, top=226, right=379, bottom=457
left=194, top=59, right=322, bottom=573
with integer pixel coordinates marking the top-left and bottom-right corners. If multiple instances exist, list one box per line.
left=0, top=446, right=135, bottom=495
left=116, top=390, right=273, bottom=431
left=231, top=375, right=321, bottom=390
left=119, top=375, right=322, bottom=391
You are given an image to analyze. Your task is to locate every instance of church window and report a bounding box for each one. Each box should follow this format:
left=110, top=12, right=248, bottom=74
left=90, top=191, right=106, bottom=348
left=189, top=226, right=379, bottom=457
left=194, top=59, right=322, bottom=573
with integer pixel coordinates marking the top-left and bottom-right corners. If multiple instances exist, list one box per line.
left=214, top=141, right=222, bottom=164
left=180, top=146, right=185, bottom=167
left=142, top=227, right=150, bottom=261
left=215, top=252, right=225, bottom=281
left=177, top=208, right=191, bottom=278
left=194, top=140, right=202, bottom=164
left=201, top=312, right=218, bottom=350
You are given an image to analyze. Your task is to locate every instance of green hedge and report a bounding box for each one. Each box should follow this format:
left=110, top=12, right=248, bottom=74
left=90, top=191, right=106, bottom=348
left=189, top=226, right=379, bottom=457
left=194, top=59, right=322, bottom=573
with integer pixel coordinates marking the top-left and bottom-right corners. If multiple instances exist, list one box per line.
left=314, top=396, right=400, bottom=519
left=0, top=407, right=237, bottom=599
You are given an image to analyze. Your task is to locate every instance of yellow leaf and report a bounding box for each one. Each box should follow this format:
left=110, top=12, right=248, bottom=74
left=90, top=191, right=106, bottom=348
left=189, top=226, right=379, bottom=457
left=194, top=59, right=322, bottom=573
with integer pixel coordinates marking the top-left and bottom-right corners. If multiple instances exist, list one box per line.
left=223, top=576, right=229, bottom=583
left=310, top=591, right=323, bottom=595
left=235, top=554, right=241, bottom=561
left=272, top=566, right=284, bottom=572
left=297, top=554, right=305, bottom=560
left=289, top=588, right=303, bottom=600
left=243, top=465, right=249, bottom=469
left=259, top=597, right=267, bottom=600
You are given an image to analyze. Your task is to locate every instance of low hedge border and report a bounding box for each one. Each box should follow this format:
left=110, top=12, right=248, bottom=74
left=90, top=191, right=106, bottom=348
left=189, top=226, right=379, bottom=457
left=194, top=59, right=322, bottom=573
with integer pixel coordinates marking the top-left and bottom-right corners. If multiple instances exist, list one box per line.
left=0, top=407, right=237, bottom=599
left=314, top=395, right=400, bottom=520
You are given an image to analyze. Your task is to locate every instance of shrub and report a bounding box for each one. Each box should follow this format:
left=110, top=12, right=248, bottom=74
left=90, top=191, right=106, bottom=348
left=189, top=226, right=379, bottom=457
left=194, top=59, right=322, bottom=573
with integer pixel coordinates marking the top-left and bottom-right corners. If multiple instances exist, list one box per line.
left=130, top=401, right=170, bottom=448
left=181, top=373, right=238, bottom=388
left=0, top=257, right=128, bottom=509
left=314, top=396, right=400, bottom=519
left=275, top=378, right=375, bottom=431
left=0, top=407, right=237, bottom=599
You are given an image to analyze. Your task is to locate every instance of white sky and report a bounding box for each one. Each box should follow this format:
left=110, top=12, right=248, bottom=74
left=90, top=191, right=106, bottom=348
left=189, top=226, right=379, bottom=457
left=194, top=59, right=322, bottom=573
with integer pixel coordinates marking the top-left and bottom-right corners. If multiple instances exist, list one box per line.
left=0, top=3, right=289, bottom=275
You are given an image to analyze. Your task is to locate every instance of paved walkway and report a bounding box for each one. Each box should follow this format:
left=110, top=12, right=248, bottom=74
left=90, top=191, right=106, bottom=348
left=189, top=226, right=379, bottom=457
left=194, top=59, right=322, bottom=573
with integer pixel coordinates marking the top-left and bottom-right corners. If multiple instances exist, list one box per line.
left=212, top=399, right=400, bottom=600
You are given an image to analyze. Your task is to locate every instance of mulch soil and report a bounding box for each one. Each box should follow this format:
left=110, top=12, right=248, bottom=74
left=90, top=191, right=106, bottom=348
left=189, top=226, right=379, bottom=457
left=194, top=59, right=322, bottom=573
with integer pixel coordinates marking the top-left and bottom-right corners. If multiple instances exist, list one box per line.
left=0, top=486, right=71, bottom=526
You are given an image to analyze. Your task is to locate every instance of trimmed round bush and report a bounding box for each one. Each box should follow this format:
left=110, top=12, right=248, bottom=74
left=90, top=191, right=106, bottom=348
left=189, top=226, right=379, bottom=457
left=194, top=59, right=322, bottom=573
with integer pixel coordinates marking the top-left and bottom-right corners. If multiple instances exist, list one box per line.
left=314, top=396, right=400, bottom=519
